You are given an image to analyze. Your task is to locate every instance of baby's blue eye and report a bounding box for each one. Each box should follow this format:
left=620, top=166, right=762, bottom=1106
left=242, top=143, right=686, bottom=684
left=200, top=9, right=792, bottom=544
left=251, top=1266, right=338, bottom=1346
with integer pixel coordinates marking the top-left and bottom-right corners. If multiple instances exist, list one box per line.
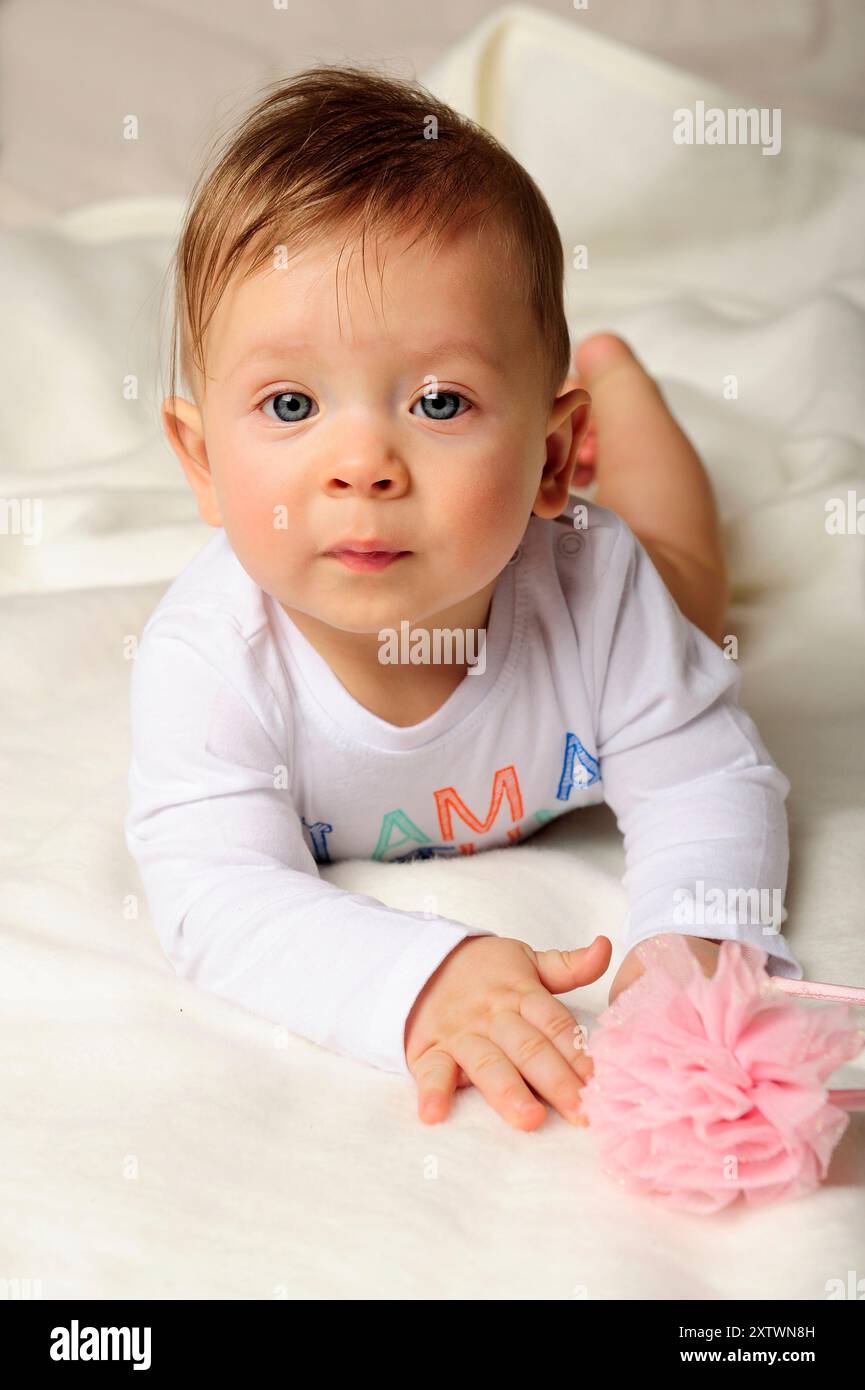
left=411, top=391, right=468, bottom=421
left=262, top=391, right=316, bottom=423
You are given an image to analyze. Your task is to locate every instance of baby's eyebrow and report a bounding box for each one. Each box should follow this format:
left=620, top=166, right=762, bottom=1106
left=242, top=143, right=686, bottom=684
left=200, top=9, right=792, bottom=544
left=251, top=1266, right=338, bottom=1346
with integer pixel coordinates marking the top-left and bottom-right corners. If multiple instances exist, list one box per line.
left=227, top=340, right=317, bottom=377
left=402, top=337, right=503, bottom=372
left=228, top=335, right=503, bottom=378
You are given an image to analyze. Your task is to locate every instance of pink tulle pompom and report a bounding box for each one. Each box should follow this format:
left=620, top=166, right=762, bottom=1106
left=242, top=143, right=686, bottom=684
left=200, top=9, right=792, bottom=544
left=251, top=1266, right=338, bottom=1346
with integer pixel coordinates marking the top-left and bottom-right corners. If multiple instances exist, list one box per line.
left=579, top=936, right=865, bottom=1215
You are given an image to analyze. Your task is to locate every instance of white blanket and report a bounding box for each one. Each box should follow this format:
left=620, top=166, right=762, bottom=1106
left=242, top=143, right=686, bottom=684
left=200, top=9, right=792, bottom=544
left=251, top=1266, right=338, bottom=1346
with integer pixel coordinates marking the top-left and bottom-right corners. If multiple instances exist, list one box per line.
left=3, top=5, right=864, bottom=1298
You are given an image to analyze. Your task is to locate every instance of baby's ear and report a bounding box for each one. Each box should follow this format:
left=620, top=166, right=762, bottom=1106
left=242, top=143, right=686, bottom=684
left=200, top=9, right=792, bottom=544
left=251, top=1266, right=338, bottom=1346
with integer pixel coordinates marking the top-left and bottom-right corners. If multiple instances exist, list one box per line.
left=161, top=397, right=223, bottom=528
left=534, top=388, right=592, bottom=518
left=548, top=386, right=591, bottom=448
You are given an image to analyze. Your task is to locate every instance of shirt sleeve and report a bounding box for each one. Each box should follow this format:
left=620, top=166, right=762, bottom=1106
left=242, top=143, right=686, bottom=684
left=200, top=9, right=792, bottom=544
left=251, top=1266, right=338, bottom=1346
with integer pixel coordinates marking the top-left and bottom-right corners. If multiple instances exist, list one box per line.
left=584, top=517, right=804, bottom=979
left=124, top=609, right=496, bottom=1076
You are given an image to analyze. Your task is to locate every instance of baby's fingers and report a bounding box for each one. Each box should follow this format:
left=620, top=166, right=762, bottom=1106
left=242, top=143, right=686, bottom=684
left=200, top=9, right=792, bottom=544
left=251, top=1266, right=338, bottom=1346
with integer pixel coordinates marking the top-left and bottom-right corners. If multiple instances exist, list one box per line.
left=532, top=936, right=612, bottom=994
left=411, top=1048, right=459, bottom=1125
left=490, top=1010, right=588, bottom=1127
left=452, top=1034, right=546, bottom=1131
left=519, top=987, right=594, bottom=1085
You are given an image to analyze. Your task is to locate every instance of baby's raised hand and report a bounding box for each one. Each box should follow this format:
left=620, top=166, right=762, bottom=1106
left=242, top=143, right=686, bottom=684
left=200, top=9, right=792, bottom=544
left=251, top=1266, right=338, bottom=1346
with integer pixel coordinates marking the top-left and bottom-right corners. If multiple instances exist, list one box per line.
left=404, top=934, right=612, bottom=1130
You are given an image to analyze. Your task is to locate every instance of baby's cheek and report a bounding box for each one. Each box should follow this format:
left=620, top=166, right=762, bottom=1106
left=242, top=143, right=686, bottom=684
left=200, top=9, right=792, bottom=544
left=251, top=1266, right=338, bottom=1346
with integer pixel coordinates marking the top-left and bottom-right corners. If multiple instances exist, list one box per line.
left=231, top=498, right=274, bottom=557
left=221, top=463, right=282, bottom=536
left=455, top=463, right=534, bottom=559
left=216, top=469, right=293, bottom=579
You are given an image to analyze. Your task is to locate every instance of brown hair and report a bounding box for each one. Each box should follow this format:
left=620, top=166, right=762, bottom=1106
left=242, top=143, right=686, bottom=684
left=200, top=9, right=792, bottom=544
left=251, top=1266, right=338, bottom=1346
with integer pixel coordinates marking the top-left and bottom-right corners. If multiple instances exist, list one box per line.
left=165, top=63, right=572, bottom=409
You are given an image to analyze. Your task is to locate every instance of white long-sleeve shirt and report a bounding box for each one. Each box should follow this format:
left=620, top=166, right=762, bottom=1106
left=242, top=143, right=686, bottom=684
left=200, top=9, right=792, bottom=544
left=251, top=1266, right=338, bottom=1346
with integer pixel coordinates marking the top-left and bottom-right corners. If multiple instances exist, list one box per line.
left=124, top=501, right=803, bottom=1076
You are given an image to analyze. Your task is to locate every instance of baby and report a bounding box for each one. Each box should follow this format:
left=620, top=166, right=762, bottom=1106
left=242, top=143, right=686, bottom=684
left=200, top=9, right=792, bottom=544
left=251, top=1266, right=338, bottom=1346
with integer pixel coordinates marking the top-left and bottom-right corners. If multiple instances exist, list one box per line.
left=125, top=64, right=803, bottom=1133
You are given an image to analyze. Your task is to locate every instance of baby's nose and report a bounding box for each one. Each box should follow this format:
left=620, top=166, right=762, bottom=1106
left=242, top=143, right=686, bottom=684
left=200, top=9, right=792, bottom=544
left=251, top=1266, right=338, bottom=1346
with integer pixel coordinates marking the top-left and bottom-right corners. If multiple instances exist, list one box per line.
left=324, top=452, right=410, bottom=496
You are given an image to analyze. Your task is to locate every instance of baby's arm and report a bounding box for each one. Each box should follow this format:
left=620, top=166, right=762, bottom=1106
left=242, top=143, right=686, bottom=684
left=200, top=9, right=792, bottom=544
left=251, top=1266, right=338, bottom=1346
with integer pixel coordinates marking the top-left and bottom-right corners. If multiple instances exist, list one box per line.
left=124, top=610, right=496, bottom=1077
left=583, top=513, right=804, bottom=983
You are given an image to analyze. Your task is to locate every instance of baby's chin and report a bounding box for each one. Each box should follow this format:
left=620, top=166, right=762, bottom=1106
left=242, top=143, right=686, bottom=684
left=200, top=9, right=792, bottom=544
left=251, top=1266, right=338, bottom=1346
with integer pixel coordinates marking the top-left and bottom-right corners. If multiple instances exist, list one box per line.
left=306, top=592, right=494, bottom=640
left=276, top=591, right=428, bottom=637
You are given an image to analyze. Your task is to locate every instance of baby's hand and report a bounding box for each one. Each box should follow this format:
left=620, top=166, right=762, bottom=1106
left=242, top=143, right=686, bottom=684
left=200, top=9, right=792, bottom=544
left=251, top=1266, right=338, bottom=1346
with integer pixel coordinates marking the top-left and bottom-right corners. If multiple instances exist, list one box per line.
left=608, top=933, right=722, bottom=1006
left=404, top=934, right=612, bottom=1130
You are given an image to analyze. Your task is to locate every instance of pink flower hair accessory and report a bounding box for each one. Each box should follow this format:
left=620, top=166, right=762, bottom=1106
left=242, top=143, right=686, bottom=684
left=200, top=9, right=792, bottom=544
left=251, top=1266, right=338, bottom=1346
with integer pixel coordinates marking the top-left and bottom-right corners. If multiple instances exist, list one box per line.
left=578, top=935, right=865, bottom=1215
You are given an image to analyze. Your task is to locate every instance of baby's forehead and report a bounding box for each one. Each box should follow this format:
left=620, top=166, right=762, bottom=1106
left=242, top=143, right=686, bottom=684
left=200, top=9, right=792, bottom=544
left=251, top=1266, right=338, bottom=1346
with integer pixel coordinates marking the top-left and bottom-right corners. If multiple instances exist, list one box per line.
left=208, top=227, right=534, bottom=373
left=231, top=219, right=514, bottom=309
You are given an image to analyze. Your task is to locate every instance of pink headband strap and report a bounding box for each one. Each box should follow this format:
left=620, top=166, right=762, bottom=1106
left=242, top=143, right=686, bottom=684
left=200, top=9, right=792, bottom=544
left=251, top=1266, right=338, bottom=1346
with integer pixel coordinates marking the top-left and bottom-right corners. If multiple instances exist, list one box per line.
left=769, top=976, right=865, bottom=1007
left=769, top=975, right=865, bottom=1110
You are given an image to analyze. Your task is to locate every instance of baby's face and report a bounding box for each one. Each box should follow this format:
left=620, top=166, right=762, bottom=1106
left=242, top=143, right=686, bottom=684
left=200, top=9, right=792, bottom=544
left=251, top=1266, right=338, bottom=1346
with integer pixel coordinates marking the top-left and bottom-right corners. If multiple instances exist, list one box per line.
left=169, top=221, right=585, bottom=634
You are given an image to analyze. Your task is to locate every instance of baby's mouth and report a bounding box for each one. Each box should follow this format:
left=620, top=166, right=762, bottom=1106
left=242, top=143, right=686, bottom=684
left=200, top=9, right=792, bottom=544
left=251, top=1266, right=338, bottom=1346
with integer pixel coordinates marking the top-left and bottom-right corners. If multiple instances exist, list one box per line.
left=325, top=547, right=411, bottom=573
